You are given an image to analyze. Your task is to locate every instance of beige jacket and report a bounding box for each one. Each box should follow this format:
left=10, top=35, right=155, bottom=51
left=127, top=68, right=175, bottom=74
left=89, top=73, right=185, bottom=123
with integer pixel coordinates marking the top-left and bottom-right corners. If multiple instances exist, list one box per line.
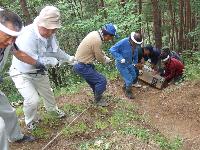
left=75, top=31, right=106, bottom=64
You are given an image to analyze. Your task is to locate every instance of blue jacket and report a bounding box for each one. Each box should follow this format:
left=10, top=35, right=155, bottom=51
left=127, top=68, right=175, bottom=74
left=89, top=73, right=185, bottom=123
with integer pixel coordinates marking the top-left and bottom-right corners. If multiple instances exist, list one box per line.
left=109, top=38, right=138, bottom=65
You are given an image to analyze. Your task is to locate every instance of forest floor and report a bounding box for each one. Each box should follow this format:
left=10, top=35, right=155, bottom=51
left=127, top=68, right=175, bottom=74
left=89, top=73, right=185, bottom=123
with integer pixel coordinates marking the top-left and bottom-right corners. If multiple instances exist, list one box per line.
left=10, top=78, right=200, bottom=150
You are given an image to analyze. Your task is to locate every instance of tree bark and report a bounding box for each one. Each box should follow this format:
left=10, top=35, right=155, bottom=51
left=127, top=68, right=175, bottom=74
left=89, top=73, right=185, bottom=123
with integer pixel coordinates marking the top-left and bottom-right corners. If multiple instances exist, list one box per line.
left=178, top=0, right=184, bottom=52
left=185, top=0, right=191, bottom=50
left=167, top=0, right=173, bottom=49
left=138, top=0, right=142, bottom=33
left=120, top=0, right=126, bottom=7
left=99, top=0, right=107, bottom=18
left=19, top=0, right=32, bottom=25
left=151, top=0, right=162, bottom=49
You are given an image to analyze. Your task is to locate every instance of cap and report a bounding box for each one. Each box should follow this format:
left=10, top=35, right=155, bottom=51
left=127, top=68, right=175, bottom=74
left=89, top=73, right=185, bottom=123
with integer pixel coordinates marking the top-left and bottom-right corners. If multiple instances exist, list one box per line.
left=103, top=23, right=119, bottom=38
left=37, top=6, right=61, bottom=29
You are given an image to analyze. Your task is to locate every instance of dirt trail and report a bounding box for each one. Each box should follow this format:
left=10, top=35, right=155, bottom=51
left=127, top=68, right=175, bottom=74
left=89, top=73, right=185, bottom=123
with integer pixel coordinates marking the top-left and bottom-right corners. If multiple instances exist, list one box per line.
left=108, top=79, right=200, bottom=150
left=10, top=79, right=200, bottom=150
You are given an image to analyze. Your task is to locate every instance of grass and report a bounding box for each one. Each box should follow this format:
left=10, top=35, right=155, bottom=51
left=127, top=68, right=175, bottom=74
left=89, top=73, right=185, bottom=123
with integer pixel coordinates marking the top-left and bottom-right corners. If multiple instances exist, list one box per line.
left=59, top=96, right=182, bottom=150
left=121, top=126, right=151, bottom=141
left=13, top=89, right=183, bottom=150
left=75, top=97, right=183, bottom=150
left=31, top=127, right=49, bottom=139
left=8, top=63, right=184, bottom=149
left=54, top=82, right=86, bottom=97
left=62, top=103, right=86, bottom=116
left=94, top=120, right=109, bottom=130
left=62, top=122, right=89, bottom=137
left=154, top=134, right=183, bottom=150
left=16, top=106, right=24, bottom=116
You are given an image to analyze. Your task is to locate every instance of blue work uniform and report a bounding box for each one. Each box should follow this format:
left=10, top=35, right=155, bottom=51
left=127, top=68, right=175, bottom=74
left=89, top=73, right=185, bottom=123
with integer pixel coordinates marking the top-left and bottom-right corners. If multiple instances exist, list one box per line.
left=109, top=38, right=138, bottom=88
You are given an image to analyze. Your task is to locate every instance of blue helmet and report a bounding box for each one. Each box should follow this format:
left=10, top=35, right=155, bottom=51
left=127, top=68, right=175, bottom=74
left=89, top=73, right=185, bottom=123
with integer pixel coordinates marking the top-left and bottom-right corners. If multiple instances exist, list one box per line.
left=103, top=23, right=119, bottom=38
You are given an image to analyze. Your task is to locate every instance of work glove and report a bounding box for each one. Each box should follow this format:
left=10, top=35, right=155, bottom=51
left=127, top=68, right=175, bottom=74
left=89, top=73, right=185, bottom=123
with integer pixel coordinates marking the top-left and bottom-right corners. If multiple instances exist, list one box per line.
left=104, top=56, right=111, bottom=64
left=35, top=60, right=47, bottom=75
left=139, top=70, right=143, bottom=75
left=38, top=57, right=59, bottom=68
left=68, top=56, right=78, bottom=65
left=121, top=59, right=125, bottom=64
left=143, top=65, right=153, bottom=72
left=58, top=56, right=78, bottom=66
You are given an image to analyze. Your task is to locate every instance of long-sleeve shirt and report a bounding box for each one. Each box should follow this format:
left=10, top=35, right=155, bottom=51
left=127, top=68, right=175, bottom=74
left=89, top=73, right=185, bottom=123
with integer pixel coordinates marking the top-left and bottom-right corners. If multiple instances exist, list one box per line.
left=144, top=47, right=161, bottom=65
left=75, top=31, right=107, bottom=64
left=11, top=23, right=71, bottom=73
left=109, top=37, right=138, bottom=65
left=0, top=46, right=11, bottom=72
left=164, top=58, right=184, bottom=82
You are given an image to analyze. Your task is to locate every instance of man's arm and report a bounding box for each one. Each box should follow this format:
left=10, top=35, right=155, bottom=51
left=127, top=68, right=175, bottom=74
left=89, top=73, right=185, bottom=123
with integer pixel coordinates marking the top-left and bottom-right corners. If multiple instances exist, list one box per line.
left=164, top=63, right=176, bottom=82
left=109, top=41, right=124, bottom=62
left=93, top=40, right=107, bottom=63
left=11, top=49, right=36, bottom=65
left=133, top=48, right=138, bottom=65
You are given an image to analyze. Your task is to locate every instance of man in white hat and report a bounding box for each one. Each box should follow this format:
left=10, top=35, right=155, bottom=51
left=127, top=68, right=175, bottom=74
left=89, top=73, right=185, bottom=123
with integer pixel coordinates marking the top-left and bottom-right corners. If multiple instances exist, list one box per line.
left=109, top=32, right=143, bottom=99
left=0, top=8, right=38, bottom=150
left=9, top=6, right=77, bottom=130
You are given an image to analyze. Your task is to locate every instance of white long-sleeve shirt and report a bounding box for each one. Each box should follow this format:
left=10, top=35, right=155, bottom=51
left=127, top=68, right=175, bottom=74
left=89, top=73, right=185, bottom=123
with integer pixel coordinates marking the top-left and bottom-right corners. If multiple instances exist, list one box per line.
left=11, top=23, right=71, bottom=73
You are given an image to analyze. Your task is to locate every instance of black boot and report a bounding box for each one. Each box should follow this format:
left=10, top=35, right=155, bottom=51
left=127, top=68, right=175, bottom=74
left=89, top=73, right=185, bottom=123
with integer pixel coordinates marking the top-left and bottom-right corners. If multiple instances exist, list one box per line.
left=15, top=135, right=36, bottom=143
left=125, top=87, right=135, bottom=99
left=122, top=84, right=126, bottom=92
left=94, top=94, right=108, bottom=107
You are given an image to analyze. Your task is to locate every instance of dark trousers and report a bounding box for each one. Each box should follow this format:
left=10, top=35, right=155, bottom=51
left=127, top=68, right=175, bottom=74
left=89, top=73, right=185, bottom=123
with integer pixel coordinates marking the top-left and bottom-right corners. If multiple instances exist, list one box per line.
left=133, top=68, right=139, bottom=84
left=73, top=63, right=107, bottom=96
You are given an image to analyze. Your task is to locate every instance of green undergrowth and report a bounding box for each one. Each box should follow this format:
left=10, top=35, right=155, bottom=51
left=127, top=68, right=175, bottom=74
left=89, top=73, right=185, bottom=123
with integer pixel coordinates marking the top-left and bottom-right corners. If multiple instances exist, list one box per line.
left=58, top=97, right=183, bottom=150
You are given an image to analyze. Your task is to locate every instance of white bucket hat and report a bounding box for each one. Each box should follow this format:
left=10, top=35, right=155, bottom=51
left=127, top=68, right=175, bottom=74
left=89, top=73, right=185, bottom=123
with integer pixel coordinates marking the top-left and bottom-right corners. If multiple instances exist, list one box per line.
left=37, top=6, right=61, bottom=29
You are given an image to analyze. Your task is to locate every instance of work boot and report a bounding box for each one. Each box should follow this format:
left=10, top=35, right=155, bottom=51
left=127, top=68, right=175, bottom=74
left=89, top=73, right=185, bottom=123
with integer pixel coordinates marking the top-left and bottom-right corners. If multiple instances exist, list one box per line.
left=27, top=121, right=37, bottom=131
left=48, top=109, right=66, bottom=118
left=55, top=109, right=66, bottom=118
left=15, top=135, right=35, bottom=143
left=94, top=94, right=108, bottom=107
left=122, top=84, right=126, bottom=91
left=125, top=87, right=135, bottom=99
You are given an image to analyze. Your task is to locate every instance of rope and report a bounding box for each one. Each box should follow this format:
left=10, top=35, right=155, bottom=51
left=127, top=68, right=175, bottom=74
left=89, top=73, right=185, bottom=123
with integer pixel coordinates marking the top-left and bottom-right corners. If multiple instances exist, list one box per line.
left=42, top=105, right=91, bottom=150
left=4, top=69, right=41, bottom=79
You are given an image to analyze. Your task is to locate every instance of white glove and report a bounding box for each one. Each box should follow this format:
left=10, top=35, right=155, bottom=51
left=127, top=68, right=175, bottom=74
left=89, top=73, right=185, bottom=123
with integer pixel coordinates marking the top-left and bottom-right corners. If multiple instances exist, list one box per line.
left=104, top=56, right=111, bottom=64
left=121, top=59, right=125, bottom=64
left=143, top=65, right=153, bottom=72
left=59, top=56, right=78, bottom=66
left=68, top=56, right=77, bottom=65
left=38, top=57, right=59, bottom=68
left=139, top=70, right=143, bottom=75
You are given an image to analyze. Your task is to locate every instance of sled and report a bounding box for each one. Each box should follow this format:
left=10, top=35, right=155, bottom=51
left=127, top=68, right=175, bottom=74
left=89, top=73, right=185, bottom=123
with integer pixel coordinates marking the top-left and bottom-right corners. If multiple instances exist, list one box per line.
left=138, top=65, right=165, bottom=89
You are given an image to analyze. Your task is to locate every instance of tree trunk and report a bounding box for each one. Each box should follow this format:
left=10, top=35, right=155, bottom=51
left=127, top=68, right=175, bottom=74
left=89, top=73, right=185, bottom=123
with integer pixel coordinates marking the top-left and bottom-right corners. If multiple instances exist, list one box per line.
left=138, top=0, right=142, bottom=33
left=99, top=0, right=107, bottom=18
left=146, top=22, right=151, bottom=44
left=19, top=0, right=32, bottom=25
left=185, top=0, right=191, bottom=50
left=167, top=0, right=174, bottom=49
left=178, top=0, right=184, bottom=52
left=120, top=0, right=126, bottom=7
left=151, top=0, right=162, bottom=49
